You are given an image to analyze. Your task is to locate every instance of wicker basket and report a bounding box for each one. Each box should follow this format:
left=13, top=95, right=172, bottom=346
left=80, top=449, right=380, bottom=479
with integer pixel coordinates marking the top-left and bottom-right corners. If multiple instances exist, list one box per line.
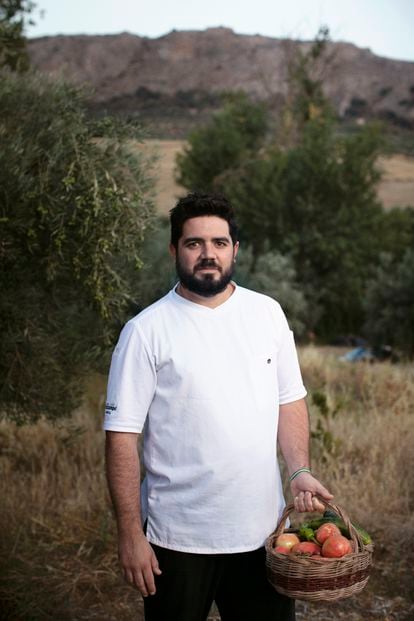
left=265, top=501, right=374, bottom=601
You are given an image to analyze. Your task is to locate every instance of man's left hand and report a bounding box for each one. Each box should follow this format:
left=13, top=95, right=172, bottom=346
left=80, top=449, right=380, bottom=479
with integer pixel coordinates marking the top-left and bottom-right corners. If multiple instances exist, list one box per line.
left=290, top=472, right=333, bottom=513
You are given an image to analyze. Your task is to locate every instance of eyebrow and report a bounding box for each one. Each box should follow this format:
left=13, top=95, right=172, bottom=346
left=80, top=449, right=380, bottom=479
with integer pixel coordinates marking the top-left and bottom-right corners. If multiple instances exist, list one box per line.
left=182, top=236, right=231, bottom=244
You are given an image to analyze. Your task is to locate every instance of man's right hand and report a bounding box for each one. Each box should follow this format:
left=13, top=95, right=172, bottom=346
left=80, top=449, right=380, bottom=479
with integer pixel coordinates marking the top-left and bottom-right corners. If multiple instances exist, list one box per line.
left=118, top=531, right=162, bottom=597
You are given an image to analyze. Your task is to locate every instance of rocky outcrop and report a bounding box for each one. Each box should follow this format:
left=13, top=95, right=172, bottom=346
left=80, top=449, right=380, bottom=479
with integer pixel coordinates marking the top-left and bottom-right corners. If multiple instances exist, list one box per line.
left=28, top=27, right=414, bottom=130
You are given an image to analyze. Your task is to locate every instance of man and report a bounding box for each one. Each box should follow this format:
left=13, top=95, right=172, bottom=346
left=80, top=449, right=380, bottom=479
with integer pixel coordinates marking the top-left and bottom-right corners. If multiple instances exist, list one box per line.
left=104, top=192, right=333, bottom=621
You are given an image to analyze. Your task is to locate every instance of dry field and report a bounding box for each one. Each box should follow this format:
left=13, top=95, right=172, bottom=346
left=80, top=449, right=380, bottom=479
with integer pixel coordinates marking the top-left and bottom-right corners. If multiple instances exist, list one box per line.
left=377, top=154, right=414, bottom=210
left=139, top=140, right=186, bottom=214
left=1, top=348, right=413, bottom=620
left=137, top=140, right=414, bottom=214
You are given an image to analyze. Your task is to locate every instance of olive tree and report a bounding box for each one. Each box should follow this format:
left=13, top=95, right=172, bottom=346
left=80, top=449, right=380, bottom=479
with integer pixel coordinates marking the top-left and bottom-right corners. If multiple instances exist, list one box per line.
left=0, top=71, right=156, bottom=423
left=0, top=0, right=35, bottom=71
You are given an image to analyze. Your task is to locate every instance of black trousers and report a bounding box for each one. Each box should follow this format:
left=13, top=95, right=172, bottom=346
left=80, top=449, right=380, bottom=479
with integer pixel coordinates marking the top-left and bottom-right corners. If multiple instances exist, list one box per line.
left=144, top=544, right=295, bottom=621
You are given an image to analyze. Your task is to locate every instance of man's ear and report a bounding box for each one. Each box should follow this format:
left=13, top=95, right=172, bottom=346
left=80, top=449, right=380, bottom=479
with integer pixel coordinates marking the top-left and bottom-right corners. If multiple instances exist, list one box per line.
left=233, top=241, right=240, bottom=260
left=169, top=243, right=176, bottom=259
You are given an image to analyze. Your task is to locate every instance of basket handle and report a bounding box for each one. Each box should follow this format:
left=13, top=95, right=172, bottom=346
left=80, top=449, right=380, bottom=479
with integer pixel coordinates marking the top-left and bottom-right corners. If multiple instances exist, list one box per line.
left=273, top=499, right=365, bottom=552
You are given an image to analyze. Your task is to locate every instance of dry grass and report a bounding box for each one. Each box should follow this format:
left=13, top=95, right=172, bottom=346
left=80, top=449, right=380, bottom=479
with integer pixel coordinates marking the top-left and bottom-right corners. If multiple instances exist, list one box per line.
left=136, top=140, right=186, bottom=214
left=377, top=154, right=414, bottom=209
left=1, top=351, right=413, bottom=620
left=0, top=374, right=144, bottom=621
left=302, top=346, right=414, bottom=522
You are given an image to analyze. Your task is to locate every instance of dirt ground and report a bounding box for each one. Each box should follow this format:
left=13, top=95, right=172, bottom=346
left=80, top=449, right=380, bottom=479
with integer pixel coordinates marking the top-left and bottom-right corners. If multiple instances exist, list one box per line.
left=104, top=554, right=414, bottom=621
left=90, top=536, right=414, bottom=621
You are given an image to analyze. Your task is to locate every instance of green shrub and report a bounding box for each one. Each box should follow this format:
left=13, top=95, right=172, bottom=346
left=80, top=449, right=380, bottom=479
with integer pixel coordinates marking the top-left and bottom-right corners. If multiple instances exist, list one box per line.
left=364, top=250, right=414, bottom=357
left=0, top=71, right=156, bottom=423
left=235, top=247, right=310, bottom=337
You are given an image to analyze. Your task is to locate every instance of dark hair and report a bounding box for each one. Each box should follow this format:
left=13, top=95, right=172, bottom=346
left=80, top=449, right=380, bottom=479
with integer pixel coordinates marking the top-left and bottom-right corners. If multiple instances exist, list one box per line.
left=169, top=192, right=239, bottom=248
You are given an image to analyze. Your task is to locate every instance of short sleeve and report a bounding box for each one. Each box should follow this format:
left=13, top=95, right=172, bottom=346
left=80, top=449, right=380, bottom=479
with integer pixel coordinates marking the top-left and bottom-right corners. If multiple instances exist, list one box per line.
left=277, top=314, right=307, bottom=405
left=103, top=321, right=156, bottom=433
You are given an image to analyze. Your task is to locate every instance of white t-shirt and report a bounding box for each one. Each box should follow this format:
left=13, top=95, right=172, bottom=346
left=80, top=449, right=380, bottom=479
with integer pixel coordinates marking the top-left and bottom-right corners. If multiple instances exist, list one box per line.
left=104, top=284, right=307, bottom=553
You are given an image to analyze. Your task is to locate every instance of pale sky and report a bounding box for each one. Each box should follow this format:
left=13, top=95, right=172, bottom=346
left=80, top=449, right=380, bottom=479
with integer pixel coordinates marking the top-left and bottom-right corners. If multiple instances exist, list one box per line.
left=28, top=0, right=414, bottom=62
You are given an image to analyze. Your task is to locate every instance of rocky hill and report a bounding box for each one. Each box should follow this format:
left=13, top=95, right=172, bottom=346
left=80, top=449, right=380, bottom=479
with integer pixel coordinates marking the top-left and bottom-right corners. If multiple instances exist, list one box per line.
left=28, top=28, right=414, bottom=137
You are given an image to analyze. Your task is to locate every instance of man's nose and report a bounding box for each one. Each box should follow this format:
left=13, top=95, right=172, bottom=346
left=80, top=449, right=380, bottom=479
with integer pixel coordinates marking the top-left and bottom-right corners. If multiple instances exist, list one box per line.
left=200, top=242, right=216, bottom=258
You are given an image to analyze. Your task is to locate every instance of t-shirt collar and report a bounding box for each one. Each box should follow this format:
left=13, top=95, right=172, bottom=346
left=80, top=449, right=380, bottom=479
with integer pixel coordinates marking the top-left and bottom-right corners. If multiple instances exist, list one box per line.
left=170, top=281, right=238, bottom=313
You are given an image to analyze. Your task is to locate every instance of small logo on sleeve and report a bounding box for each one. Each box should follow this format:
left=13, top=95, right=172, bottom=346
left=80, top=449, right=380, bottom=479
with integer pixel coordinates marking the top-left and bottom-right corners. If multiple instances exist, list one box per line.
left=105, top=402, right=118, bottom=416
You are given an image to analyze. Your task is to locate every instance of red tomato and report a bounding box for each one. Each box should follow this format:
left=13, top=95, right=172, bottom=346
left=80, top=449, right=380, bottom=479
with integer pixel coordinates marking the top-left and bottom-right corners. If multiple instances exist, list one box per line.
left=273, top=545, right=290, bottom=555
left=291, top=541, right=321, bottom=556
left=315, top=522, right=342, bottom=544
left=322, top=535, right=352, bottom=558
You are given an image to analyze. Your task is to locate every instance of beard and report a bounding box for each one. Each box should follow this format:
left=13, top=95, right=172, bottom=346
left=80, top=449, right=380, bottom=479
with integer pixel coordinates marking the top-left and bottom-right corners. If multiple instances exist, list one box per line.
left=176, top=257, right=234, bottom=297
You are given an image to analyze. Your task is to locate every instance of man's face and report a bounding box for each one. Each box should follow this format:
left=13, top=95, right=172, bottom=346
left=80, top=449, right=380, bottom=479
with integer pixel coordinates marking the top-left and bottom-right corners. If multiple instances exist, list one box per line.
left=170, top=216, right=239, bottom=297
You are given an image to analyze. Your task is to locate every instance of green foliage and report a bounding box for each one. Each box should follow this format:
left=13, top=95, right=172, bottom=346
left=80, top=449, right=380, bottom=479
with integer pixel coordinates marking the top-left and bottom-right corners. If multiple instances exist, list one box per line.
left=0, top=0, right=35, bottom=71
left=378, top=207, right=414, bottom=261
left=234, top=246, right=309, bottom=337
left=220, top=117, right=385, bottom=337
left=175, top=92, right=268, bottom=191
left=281, top=25, right=336, bottom=145
left=218, top=149, right=287, bottom=257
left=131, top=218, right=177, bottom=309
left=280, top=119, right=385, bottom=337
left=310, top=390, right=342, bottom=463
left=176, top=29, right=392, bottom=341
left=0, top=71, right=156, bottom=423
left=364, top=250, right=414, bottom=357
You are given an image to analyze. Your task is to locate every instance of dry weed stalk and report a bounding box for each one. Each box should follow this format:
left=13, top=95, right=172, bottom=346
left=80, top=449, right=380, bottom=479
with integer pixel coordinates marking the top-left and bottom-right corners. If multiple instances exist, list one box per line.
left=301, top=346, right=414, bottom=532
